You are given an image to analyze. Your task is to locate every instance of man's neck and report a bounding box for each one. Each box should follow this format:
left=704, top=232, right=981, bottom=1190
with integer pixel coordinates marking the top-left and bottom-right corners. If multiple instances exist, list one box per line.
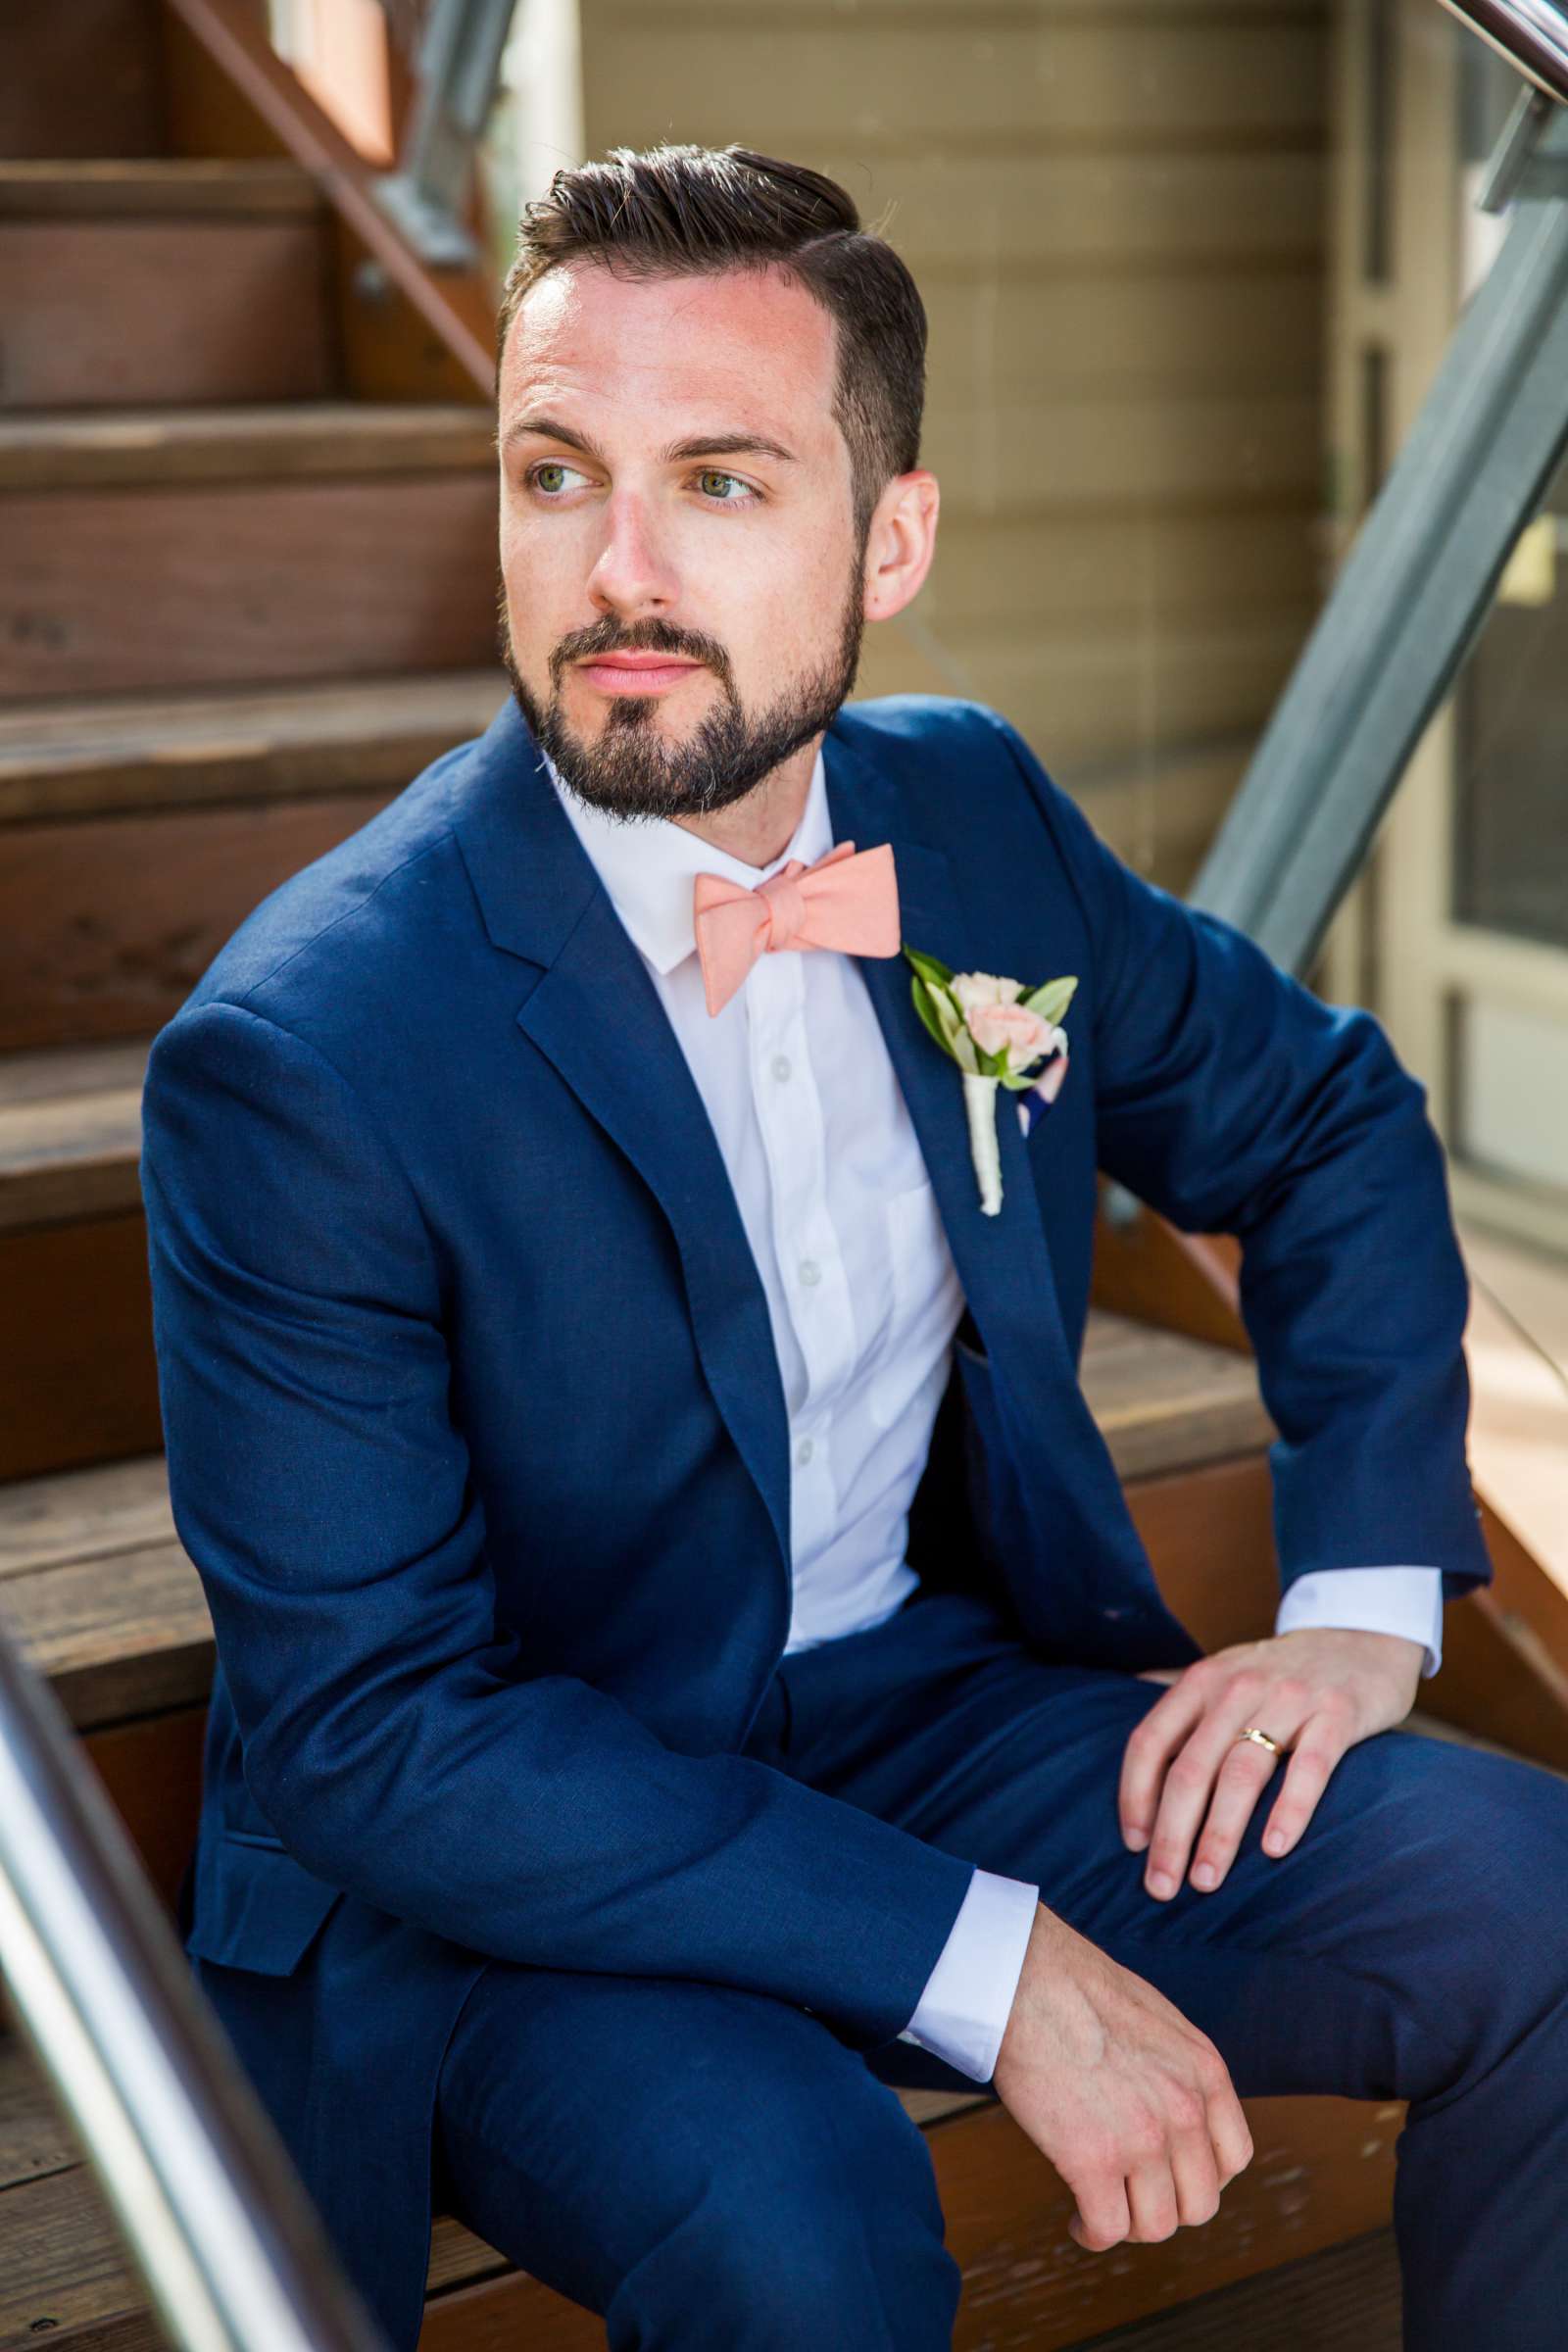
left=669, top=739, right=819, bottom=870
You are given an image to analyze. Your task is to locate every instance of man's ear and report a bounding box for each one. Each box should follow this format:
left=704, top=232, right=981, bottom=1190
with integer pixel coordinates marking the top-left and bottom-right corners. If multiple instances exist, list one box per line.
left=863, top=469, right=940, bottom=623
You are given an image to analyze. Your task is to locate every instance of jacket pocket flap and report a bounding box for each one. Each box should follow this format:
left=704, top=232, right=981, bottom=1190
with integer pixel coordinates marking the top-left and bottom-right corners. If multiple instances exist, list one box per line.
left=184, top=1833, right=346, bottom=1977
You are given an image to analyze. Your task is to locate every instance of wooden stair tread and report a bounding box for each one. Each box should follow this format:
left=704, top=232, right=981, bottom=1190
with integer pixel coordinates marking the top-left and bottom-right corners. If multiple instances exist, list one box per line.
left=0, top=401, right=494, bottom=491
left=0, top=670, right=506, bottom=822
left=0, top=1042, right=146, bottom=1233
left=0, top=160, right=322, bottom=218
left=1075, top=2226, right=1398, bottom=2350
left=1080, top=1309, right=1275, bottom=1475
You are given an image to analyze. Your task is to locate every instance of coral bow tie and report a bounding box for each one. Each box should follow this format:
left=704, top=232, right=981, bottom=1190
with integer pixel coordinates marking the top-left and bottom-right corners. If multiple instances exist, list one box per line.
left=692, top=839, right=901, bottom=1017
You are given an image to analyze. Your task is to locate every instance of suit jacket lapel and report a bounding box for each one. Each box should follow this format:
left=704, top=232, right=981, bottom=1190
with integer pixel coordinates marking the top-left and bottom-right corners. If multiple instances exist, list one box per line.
left=451, top=699, right=794, bottom=1576
left=820, top=720, right=1079, bottom=1388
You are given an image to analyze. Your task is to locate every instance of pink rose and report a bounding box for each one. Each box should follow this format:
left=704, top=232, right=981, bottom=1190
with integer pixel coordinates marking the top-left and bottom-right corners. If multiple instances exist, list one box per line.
left=963, top=1000, right=1058, bottom=1073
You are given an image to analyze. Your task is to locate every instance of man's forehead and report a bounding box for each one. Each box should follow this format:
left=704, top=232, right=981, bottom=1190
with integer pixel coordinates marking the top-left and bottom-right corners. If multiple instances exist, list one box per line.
left=502, top=260, right=836, bottom=427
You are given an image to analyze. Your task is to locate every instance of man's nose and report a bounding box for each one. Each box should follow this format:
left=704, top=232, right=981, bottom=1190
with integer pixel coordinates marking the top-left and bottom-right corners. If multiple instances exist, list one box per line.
left=586, top=489, right=680, bottom=617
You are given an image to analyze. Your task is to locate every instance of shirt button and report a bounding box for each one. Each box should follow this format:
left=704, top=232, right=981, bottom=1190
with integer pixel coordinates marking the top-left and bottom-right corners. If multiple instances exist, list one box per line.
left=771, top=1053, right=792, bottom=1082
left=796, top=1436, right=814, bottom=1467
left=798, top=1257, right=821, bottom=1288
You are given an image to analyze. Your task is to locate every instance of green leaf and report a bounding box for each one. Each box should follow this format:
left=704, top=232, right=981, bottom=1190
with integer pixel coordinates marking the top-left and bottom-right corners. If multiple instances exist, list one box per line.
left=903, top=944, right=955, bottom=989
left=909, top=974, right=957, bottom=1060
left=1020, top=974, right=1077, bottom=1026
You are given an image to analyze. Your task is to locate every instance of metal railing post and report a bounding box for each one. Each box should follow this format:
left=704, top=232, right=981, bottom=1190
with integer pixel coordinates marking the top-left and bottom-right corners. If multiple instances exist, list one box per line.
left=0, top=1623, right=388, bottom=2352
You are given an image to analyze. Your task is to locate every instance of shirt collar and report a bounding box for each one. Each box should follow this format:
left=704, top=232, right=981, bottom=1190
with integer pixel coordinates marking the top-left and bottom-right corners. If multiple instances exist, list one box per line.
left=540, top=740, right=832, bottom=975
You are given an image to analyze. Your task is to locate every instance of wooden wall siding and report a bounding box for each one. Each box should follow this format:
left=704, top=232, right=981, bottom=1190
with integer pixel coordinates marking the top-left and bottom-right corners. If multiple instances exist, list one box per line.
left=0, top=476, right=499, bottom=701
left=577, top=0, right=1330, bottom=891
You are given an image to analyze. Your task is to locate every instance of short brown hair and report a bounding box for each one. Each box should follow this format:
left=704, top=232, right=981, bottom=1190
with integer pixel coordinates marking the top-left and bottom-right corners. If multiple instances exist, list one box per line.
left=495, top=143, right=927, bottom=546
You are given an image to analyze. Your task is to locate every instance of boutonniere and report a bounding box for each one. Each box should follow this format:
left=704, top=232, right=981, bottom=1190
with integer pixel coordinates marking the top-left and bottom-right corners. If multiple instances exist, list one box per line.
left=903, top=948, right=1077, bottom=1216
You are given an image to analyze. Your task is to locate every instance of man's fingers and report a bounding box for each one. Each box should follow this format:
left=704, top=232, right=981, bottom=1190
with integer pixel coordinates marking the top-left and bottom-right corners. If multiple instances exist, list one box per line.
left=1206, top=2075, right=1256, bottom=2185
left=1259, top=1713, right=1353, bottom=1856
left=1124, top=2156, right=1180, bottom=2242
left=1138, top=1677, right=1316, bottom=1897
left=1118, top=1672, right=1209, bottom=1848
left=1186, top=1740, right=1290, bottom=1889
left=1169, top=2118, right=1223, bottom=2227
left=1066, top=2173, right=1131, bottom=2254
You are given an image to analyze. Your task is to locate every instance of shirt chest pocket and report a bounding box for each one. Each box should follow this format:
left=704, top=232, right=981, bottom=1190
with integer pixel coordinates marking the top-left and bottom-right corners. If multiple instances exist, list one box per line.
left=867, top=1177, right=964, bottom=1431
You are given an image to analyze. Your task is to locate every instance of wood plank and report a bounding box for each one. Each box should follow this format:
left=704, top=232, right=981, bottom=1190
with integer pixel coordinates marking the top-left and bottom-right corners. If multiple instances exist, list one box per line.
left=0, top=162, right=320, bottom=217
left=83, top=1707, right=209, bottom=1912
left=0, top=1074, right=144, bottom=1228
left=0, top=671, right=506, bottom=823
left=1083, top=1314, right=1274, bottom=1480
left=0, top=402, right=491, bottom=493
left=0, top=0, right=163, bottom=161
left=0, top=219, right=335, bottom=409
left=0, top=1454, right=173, bottom=1584
left=0, top=475, right=497, bottom=700
left=1070, top=2227, right=1398, bottom=2351
left=0, top=1214, right=161, bottom=1484
left=0, top=789, right=392, bottom=1054
left=0, top=1540, right=213, bottom=1732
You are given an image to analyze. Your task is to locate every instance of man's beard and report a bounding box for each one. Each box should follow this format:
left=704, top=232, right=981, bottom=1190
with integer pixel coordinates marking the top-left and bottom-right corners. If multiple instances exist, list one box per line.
left=497, top=556, right=866, bottom=827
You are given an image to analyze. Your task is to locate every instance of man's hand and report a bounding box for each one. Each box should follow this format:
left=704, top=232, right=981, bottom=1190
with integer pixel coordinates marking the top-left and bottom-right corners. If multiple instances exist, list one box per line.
left=993, top=1903, right=1253, bottom=2249
left=1121, top=1628, right=1425, bottom=1900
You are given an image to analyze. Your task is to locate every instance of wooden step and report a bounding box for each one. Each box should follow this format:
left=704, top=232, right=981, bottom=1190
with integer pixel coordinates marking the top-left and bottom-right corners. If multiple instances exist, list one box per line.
left=2, top=790, right=412, bottom=1053
left=0, top=670, right=508, bottom=823
left=0, top=2007, right=1403, bottom=2352
left=0, top=161, right=321, bottom=218
left=0, top=162, right=335, bottom=410
left=0, top=465, right=497, bottom=702
left=0, top=672, right=506, bottom=1054
left=0, top=3, right=164, bottom=163
left=0, top=400, right=493, bottom=491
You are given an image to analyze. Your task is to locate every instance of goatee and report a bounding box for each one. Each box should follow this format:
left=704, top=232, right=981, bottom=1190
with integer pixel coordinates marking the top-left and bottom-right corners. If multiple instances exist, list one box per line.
left=497, top=565, right=865, bottom=826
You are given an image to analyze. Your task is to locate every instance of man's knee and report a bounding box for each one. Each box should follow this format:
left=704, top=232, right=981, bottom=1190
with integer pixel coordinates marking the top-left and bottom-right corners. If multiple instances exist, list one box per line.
left=1371, top=1735, right=1568, bottom=2096
left=600, top=2034, right=957, bottom=2347
left=438, top=1969, right=957, bottom=2343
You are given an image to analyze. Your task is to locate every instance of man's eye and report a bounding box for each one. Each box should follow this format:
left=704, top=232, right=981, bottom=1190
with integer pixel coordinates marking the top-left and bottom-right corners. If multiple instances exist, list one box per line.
left=696, top=470, right=756, bottom=505
left=527, top=461, right=589, bottom=496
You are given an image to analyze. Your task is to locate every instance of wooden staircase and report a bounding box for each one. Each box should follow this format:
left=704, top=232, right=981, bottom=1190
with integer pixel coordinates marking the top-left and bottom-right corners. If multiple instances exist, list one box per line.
left=2, top=5, right=1564, bottom=2349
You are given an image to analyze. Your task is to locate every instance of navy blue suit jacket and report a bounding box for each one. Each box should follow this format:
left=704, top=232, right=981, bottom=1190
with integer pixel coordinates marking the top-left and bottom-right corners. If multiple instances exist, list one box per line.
left=140, top=693, right=1492, bottom=2346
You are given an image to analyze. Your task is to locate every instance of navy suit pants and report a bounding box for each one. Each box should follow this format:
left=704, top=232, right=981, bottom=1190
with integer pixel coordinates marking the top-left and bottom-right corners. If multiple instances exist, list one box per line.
left=432, top=1587, right=1568, bottom=2348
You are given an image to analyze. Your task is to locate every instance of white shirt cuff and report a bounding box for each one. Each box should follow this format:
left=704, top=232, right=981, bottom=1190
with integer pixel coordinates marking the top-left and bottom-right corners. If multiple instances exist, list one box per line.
left=895, top=1865, right=1039, bottom=2083
left=1275, top=1566, right=1445, bottom=1680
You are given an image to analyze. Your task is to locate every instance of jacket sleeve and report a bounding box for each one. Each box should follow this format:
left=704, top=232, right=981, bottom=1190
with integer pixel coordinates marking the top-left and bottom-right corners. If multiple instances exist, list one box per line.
left=981, top=708, right=1493, bottom=1608
left=139, top=997, right=974, bottom=2048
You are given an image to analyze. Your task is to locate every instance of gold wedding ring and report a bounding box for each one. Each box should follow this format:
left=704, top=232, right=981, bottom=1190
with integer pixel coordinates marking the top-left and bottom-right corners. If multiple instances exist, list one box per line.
left=1237, top=1725, right=1283, bottom=1753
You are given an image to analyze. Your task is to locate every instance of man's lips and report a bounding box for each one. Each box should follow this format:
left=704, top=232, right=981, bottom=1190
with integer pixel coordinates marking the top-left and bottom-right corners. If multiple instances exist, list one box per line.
left=578, top=655, right=705, bottom=695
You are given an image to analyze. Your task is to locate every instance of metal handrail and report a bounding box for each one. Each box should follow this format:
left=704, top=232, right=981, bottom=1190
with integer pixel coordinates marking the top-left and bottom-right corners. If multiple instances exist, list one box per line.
left=1185, top=39, right=1568, bottom=980
left=0, top=1618, right=387, bottom=2352
left=371, top=0, right=520, bottom=265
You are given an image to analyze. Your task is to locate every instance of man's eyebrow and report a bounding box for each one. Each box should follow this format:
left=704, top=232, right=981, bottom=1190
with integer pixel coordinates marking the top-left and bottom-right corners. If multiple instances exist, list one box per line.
left=500, top=414, right=799, bottom=466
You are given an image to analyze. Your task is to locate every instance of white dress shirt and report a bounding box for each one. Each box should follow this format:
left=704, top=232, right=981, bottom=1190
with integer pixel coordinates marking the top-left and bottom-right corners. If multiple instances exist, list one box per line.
left=542, top=737, right=1444, bottom=2083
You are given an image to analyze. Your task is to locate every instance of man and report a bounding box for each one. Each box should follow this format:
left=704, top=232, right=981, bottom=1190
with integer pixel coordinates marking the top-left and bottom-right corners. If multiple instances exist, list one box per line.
left=141, top=143, right=1568, bottom=2350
